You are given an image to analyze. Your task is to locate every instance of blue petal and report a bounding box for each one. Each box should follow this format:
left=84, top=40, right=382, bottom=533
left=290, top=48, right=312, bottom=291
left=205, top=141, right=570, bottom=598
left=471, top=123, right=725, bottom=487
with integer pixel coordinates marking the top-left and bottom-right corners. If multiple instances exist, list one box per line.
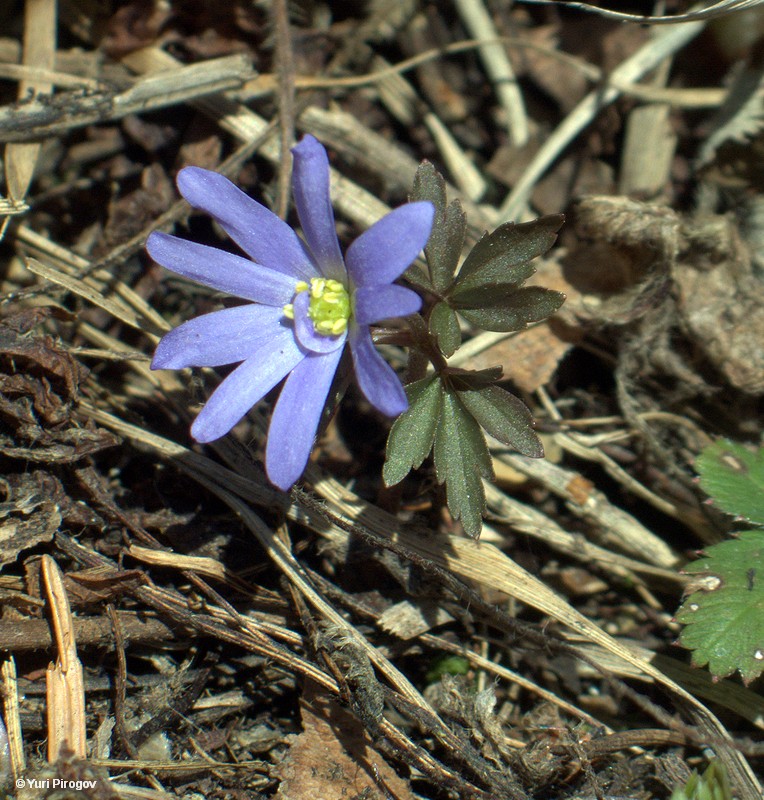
left=353, top=285, right=422, bottom=325
left=147, top=232, right=297, bottom=305
left=190, top=332, right=305, bottom=442
left=346, top=202, right=435, bottom=287
left=152, top=305, right=289, bottom=369
left=349, top=324, right=407, bottom=417
left=292, top=289, right=347, bottom=354
left=265, top=346, right=344, bottom=489
left=291, top=136, right=345, bottom=281
left=176, top=167, right=318, bottom=281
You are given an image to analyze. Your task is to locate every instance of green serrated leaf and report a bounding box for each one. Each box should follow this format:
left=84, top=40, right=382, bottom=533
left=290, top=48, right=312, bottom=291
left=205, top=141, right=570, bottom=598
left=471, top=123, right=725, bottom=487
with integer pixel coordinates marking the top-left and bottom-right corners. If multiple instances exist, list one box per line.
left=696, top=439, right=764, bottom=526
left=450, top=282, right=558, bottom=309
left=456, top=287, right=565, bottom=332
left=434, top=391, right=493, bottom=537
left=411, top=160, right=446, bottom=213
left=407, top=162, right=447, bottom=292
left=446, top=366, right=504, bottom=390
left=429, top=300, right=461, bottom=357
left=426, top=199, right=467, bottom=293
left=402, top=261, right=433, bottom=292
left=383, top=376, right=444, bottom=487
left=454, top=214, right=564, bottom=292
left=456, top=385, right=543, bottom=458
left=676, top=530, right=764, bottom=684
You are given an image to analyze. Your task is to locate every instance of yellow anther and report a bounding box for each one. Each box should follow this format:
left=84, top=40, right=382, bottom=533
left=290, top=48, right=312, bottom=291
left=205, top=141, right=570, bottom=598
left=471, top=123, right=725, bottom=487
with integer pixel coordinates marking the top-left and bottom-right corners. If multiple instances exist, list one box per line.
left=284, top=276, right=351, bottom=337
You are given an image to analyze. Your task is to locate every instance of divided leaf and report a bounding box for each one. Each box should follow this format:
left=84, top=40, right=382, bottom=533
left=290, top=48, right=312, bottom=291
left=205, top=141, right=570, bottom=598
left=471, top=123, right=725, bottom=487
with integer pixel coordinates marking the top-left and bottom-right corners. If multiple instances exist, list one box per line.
left=447, top=366, right=504, bottom=390
left=396, top=161, right=564, bottom=537
left=429, top=300, right=461, bottom=357
left=454, top=214, right=564, bottom=293
left=696, top=439, right=764, bottom=526
left=426, top=199, right=467, bottom=293
left=411, top=160, right=446, bottom=212
left=676, top=530, right=764, bottom=684
left=456, top=287, right=565, bottom=332
left=384, top=376, right=443, bottom=487
left=434, top=391, right=493, bottom=537
left=456, top=385, right=543, bottom=458
left=410, top=162, right=465, bottom=291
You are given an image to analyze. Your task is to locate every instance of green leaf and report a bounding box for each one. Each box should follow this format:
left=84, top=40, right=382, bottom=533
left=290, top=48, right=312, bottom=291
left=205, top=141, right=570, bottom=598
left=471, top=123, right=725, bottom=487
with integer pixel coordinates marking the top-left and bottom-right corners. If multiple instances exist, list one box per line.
left=446, top=366, right=504, bottom=390
left=434, top=391, right=493, bottom=537
left=383, top=376, right=444, bottom=487
left=451, top=282, right=560, bottom=309
left=411, top=163, right=466, bottom=292
left=426, top=199, right=467, bottom=293
left=456, top=385, right=543, bottom=458
left=671, top=760, right=732, bottom=800
left=411, top=160, right=446, bottom=212
left=429, top=300, right=461, bottom=357
left=675, top=530, right=764, bottom=684
left=408, top=162, right=446, bottom=291
left=426, top=655, right=471, bottom=684
left=402, top=261, right=433, bottom=293
left=454, top=214, right=564, bottom=293
left=696, top=439, right=764, bottom=526
left=456, top=287, right=565, bottom=332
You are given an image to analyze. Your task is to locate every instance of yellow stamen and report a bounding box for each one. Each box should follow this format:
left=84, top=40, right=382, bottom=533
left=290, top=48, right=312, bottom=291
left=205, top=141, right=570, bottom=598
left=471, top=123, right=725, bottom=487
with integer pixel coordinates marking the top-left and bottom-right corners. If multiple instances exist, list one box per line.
left=283, top=277, right=351, bottom=337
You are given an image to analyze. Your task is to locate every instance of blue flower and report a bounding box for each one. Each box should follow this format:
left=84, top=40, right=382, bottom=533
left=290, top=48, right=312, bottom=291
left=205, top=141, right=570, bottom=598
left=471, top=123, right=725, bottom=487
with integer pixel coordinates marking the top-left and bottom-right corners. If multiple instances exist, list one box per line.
left=148, top=134, right=434, bottom=490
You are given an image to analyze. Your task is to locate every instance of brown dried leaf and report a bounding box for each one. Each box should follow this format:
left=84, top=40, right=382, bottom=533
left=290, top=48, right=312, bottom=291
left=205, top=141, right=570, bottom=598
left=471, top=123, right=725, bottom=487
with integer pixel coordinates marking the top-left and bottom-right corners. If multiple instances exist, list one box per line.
left=561, top=196, right=764, bottom=392
left=274, top=685, right=415, bottom=800
left=177, top=119, right=224, bottom=170
left=64, top=567, right=147, bottom=606
left=0, top=306, right=72, bottom=335
left=675, top=217, right=764, bottom=393
left=562, top=196, right=678, bottom=324
left=0, top=322, right=88, bottom=401
left=0, top=473, right=61, bottom=570
left=514, top=24, right=588, bottom=113
left=0, top=316, right=119, bottom=462
left=468, top=321, right=578, bottom=394
left=101, top=1, right=172, bottom=59
left=0, top=425, right=120, bottom=464
left=101, top=163, right=175, bottom=248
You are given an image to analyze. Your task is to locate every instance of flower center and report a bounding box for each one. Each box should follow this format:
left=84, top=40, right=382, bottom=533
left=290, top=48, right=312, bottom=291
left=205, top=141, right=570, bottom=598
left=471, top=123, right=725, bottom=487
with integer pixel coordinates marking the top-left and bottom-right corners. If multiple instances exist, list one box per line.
left=283, top=278, right=351, bottom=336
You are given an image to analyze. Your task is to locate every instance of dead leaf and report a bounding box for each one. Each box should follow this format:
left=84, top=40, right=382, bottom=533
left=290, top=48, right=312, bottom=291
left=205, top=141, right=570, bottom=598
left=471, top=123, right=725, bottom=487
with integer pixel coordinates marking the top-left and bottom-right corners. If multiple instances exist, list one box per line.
left=0, top=314, right=120, bottom=462
left=562, top=196, right=678, bottom=324
left=0, top=321, right=88, bottom=401
left=274, top=683, right=415, bottom=800
left=101, top=163, right=175, bottom=248
left=0, top=472, right=61, bottom=570
left=675, top=216, right=764, bottom=393
left=64, top=566, right=147, bottom=606
left=513, top=24, right=588, bottom=113
left=102, top=1, right=172, bottom=59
